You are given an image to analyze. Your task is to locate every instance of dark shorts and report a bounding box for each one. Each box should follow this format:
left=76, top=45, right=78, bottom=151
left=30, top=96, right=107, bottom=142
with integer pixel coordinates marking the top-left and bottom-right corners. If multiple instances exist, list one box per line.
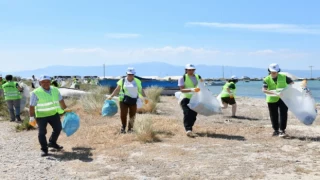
left=221, top=97, right=236, bottom=105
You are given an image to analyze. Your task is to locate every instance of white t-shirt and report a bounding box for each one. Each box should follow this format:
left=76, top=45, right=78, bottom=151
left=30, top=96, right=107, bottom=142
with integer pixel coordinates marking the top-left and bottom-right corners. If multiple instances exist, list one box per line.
left=123, top=78, right=138, bottom=97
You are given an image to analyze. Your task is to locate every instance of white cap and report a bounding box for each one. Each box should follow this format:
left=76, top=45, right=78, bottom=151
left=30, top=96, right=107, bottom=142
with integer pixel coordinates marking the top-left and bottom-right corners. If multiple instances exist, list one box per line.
left=231, top=75, right=238, bottom=79
left=126, top=67, right=136, bottom=75
left=185, top=64, right=196, bottom=69
left=39, top=75, right=51, bottom=81
left=268, top=63, right=280, bottom=72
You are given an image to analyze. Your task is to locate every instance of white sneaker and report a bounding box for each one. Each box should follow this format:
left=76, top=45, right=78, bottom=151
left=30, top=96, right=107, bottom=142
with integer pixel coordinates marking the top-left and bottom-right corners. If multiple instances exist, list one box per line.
left=186, top=130, right=198, bottom=137
left=186, top=130, right=193, bottom=137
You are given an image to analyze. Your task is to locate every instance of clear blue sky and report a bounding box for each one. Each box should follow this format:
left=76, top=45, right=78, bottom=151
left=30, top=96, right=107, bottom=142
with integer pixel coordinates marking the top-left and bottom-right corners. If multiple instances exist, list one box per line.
left=0, top=0, right=319, bottom=72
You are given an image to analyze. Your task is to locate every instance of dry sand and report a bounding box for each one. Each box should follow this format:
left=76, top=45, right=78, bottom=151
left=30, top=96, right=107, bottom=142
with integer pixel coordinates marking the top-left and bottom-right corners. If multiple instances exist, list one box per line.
left=1, top=96, right=320, bottom=180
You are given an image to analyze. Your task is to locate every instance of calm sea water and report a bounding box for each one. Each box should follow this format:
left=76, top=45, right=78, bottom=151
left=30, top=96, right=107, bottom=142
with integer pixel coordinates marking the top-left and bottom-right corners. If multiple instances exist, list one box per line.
left=207, top=80, right=320, bottom=103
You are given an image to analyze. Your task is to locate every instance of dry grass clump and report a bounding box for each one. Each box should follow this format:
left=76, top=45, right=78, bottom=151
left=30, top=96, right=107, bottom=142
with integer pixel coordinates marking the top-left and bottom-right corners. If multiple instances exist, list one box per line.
left=133, top=114, right=160, bottom=143
left=80, top=86, right=110, bottom=115
left=144, top=86, right=163, bottom=103
left=0, top=97, right=9, bottom=120
left=137, top=86, right=163, bottom=114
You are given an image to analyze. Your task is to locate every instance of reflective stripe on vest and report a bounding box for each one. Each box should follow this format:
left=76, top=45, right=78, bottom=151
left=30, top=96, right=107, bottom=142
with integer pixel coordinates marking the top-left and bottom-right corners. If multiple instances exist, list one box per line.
left=2, top=81, right=21, bottom=100
left=119, top=78, right=142, bottom=101
left=34, top=87, right=63, bottom=118
left=220, top=82, right=236, bottom=98
left=182, top=74, right=200, bottom=99
left=264, top=74, right=287, bottom=103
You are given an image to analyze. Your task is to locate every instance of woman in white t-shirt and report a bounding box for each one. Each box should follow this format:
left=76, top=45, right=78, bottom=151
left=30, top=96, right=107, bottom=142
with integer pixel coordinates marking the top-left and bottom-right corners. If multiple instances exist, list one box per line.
left=108, top=68, right=147, bottom=133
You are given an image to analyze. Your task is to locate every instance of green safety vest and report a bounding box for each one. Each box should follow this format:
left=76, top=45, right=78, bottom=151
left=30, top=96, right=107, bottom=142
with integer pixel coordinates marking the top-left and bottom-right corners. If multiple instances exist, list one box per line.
left=220, top=82, right=237, bottom=98
left=182, top=74, right=200, bottom=99
left=2, top=81, right=21, bottom=100
left=0, top=79, right=6, bottom=90
left=118, top=78, right=142, bottom=101
left=33, top=87, right=64, bottom=118
left=264, top=74, right=287, bottom=103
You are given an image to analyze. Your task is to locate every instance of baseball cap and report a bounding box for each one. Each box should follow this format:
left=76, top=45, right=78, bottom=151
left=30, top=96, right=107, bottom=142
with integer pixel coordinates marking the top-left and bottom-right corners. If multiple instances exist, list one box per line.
left=185, top=64, right=196, bottom=70
left=39, top=75, right=51, bottom=81
left=126, top=67, right=136, bottom=75
left=268, top=63, right=280, bottom=72
left=231, top=75, right=238, bottom=80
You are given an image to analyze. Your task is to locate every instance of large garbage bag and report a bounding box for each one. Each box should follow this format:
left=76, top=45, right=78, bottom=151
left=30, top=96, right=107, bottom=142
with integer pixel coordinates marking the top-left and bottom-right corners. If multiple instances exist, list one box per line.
left=187, top=82, right=222, bottom=116
left=62, top=112, right=80, bottom=137
left=102, top=100, right=118, bottom=117
left=280, top=81, right=317, bottom=125
left=18, top=82, right=30, bottom=114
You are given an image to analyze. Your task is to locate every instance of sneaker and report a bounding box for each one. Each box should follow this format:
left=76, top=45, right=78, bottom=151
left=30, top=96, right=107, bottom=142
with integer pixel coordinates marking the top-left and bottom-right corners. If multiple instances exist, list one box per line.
left=10, top=119, right=15, bottom=122
left=120, top=127, right=126, bottom=134
left=272, top=131, right=280, bottom=136
left=48, top=143, right=63, bottom=150
left=186, top=130, right=197, bottom=137
left=41, top=150, right=49, bottom=157
left=127, top=129, right=134, bottom=134
left=279, top=131, right=287, bottom=137
left=16, top=116, right=22, bottom=122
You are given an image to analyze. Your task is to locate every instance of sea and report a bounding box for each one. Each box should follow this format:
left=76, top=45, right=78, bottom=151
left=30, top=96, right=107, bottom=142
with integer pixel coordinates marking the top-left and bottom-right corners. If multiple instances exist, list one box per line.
left=206, top=80, right=320, bottom=103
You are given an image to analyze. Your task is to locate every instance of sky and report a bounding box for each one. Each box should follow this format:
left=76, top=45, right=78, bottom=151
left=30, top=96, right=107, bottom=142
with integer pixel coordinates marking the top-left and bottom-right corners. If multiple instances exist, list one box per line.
left=0, top=0, right=319, bottom=72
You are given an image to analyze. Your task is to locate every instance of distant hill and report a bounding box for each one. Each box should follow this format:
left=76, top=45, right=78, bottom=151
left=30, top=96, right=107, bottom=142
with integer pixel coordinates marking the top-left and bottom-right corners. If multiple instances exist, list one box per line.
left=2, top=62, right=320, bottom=79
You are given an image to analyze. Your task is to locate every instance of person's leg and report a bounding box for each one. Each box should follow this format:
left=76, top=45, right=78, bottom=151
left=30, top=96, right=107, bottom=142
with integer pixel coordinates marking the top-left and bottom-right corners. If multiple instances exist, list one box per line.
left=231, top=103, right=237, bottom=117
left=221, top=98, right=229, bottom=109
left=47, top=114, right=62, bottom=148
left=128, top=104, right=137, bottom=131
left=229, top=98, right=237, bottom=117
left=36, top=117, right=49, bottom=154
left=13, top=99, right=21, bottom=121
left=6, top=100, right=15, bottom=121
left=267, top=102, right=280, bottom=135
left=180, top=98, right=195, bottom=132
left=119, top=102, right=129, bottom=133
left=278, top=99, right=289, bottom=135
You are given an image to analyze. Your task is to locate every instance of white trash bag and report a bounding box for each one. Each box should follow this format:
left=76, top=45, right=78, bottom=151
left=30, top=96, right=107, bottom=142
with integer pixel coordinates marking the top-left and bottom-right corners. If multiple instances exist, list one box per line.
left=216, top=93, right=224, bottom=108
left=187, top=81, right=222, bottom=116
left=18, top=82, right=30, bottom=114
left=280, top=81, right=317, bottom=125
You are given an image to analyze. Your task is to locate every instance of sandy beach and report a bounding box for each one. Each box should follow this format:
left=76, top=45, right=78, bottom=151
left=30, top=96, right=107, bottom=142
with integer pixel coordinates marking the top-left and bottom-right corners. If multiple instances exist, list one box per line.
left=1, top=96, right=320, bottom=180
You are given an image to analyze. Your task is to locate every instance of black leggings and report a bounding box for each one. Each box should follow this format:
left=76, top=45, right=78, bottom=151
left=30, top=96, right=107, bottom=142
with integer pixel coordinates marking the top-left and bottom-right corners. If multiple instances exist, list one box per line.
left=267, top=99, right=288, bottom=131
left=180, top=98, right=198, bottom=131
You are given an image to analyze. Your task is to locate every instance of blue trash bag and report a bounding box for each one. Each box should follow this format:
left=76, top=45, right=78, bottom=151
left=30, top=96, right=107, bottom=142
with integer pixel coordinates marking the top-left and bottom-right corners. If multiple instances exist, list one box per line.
left=62, top=112, right=80, bottom=137
left=102, top=100, right=118, bottom=117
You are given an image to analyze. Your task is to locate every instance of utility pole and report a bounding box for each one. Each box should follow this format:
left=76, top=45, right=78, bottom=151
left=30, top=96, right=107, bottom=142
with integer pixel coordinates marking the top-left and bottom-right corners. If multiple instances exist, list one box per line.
left=309, top=65, right=313, bottom=79
left=103, top=64, right=105, bottom=78
left=222, top=65, right=224, bottom=79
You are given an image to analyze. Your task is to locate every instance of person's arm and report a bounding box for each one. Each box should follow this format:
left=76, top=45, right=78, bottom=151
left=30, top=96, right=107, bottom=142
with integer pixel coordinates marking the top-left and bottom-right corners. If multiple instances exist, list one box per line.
left=108, top=85, right=121, bottom=99
left=262, top=81, right=278, bottom=95
left=29, top=92, right=38, bottom=118
left=178, top=77, right=199, bottom=92
left=286, top=77, right=294, bottom=85
left=16, top=83, right=23, bottom=92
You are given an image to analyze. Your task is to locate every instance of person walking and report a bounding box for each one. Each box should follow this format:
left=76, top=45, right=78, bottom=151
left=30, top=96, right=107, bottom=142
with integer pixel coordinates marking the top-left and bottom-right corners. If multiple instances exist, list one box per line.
left=29, top=75, right=71, bottom=157
left=220, top=75, right=238, bottom=117
left=178, top=64, right=203, bottom=137
left=108, top=68, right=147, bottom=134
left=0, top=74, right=6, bottom=97
left=2, top=74, right=23, bottom=122
left=262, top=63, right=293, bottom=137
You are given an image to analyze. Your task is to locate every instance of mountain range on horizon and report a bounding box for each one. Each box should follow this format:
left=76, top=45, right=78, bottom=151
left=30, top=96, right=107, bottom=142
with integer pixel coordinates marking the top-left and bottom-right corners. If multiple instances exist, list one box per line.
left=1, top=62, right=319, bottom=79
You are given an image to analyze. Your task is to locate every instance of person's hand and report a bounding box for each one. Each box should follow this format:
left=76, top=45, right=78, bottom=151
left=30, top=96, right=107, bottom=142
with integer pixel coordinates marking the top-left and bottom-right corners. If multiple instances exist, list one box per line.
left=229, top=94, right=234, bottom=98
left=64, top=108, right=72, bottom=112
left=193, top=88, right=200, bottom=92
left=107, top=96, right=112, bottom=100
left=144, top=99, right=149, bottom=104
left=29, top=116, right=37, bottom=127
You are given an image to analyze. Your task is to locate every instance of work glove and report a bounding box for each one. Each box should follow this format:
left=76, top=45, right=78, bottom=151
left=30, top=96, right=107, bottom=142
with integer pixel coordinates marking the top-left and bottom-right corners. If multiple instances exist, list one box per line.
left=191, top=88, right=200, bottom=92
left=29, top=116, right=37, bottom=127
